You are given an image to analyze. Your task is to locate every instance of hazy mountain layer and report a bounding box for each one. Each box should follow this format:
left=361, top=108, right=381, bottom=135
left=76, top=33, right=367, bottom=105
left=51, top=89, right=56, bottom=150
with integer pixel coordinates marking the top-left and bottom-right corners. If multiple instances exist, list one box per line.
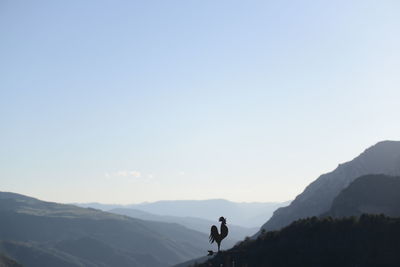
left=109, top=208, right=258, bottom=242
left=0, top=192, right=214, bottom=266
left=77, top=199, right=288, bottom=228
left=131, top=200, right=289, bottom=228
left=260, top=140, right=400, bottom=232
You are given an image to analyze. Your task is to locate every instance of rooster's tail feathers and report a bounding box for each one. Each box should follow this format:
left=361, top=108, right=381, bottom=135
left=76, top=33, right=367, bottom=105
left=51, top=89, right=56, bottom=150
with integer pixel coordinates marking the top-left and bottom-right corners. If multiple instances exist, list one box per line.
left=209, top=225, right=219, bottom=243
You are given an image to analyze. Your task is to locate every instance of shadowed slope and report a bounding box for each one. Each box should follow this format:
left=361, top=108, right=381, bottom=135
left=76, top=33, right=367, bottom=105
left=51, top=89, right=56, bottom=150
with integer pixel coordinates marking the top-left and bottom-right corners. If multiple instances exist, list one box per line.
left=325, top=174, right=400, bottom=218
left=201, top=215, right=400, bottom=267
left=260, top=140, right=400, bottom=232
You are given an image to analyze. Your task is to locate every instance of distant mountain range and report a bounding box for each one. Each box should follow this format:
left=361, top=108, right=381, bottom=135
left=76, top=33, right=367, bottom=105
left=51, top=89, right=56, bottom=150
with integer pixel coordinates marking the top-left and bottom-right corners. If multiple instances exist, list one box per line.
left=260, top=140, right=400, bottom=232
left=109, top=208, right=257, bottom=242
left=0, top=192, right=219, bottom=266
left=77, top=199, right=289, bottom=228
left=5, top=140, right=400, bottom=266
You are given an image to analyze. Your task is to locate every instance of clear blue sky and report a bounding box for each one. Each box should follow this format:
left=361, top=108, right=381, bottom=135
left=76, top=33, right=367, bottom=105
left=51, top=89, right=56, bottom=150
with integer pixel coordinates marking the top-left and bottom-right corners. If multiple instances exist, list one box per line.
left=1, top=0, right=399, bottom=204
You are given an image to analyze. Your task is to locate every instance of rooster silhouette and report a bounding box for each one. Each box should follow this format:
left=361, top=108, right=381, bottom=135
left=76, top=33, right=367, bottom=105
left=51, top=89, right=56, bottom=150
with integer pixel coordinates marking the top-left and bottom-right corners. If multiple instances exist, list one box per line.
left=209, top=216, right=228, bottom=252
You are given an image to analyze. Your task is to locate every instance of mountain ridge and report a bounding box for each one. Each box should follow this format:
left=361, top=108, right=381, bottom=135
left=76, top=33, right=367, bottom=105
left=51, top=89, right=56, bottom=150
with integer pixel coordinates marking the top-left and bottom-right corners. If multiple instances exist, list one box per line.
left=260, top=140, right=400, bottom=233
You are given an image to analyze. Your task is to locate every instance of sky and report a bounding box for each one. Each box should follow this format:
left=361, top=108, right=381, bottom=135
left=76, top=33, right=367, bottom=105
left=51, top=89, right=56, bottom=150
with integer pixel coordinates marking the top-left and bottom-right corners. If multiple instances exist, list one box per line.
left=1, top=0, right=400, bottom=204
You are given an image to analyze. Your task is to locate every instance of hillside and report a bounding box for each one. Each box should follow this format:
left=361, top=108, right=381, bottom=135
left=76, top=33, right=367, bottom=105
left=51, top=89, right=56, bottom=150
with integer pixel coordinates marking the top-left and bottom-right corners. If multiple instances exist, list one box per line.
left=260, top=140, right=400, bottom=232
left=0, top=192, right=212, bottom=266
left=200, top=215, right=400, bottom=267
left=0, top=253, right=22, bottom=267
left=325, top=174, right=400, bottom=218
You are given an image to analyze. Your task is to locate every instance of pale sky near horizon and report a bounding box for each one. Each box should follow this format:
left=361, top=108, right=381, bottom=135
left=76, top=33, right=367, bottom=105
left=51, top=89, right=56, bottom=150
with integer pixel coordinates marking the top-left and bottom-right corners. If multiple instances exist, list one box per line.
left=1, top=0, right=400, bottom=204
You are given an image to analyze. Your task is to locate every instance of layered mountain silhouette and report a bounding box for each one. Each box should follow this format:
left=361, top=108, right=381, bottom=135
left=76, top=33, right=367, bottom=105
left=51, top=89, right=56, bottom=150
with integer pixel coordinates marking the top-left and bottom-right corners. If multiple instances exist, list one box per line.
left=0, top=192, right=217, bottom=266
left=78, top=199, right=288, bottom=228
left=109, top=208, right=257, bottom=241
left=324, top=174, right=400, bottom=218
left=260, top=140, right=400, bottom=232
left=201, top=161, right=400, bottom=266
left=5, top=141, right=400, bottom=266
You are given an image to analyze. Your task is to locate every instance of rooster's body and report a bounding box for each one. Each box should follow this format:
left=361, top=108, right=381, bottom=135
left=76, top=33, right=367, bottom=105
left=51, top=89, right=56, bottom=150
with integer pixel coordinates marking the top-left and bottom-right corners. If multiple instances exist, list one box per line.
left=209, top=216, right=228, bottom=252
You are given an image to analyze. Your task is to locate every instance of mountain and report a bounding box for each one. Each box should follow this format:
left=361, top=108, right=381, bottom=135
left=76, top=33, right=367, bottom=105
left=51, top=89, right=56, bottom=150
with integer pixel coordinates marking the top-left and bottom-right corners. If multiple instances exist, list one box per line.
left=72, top=202, right=123, bottom=211
left=77, top=199, right=288, bottom=228
left=324, top=174, right=400, bottom=218
left=128, top=199, right=288, bottom=228
left=109, top=208, right=258, bottom=241
left=200, top=215, right=400, bottom=267
left=0, top=192, right=214, bottom=266
left=260, top=140, right=400, bottom=232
